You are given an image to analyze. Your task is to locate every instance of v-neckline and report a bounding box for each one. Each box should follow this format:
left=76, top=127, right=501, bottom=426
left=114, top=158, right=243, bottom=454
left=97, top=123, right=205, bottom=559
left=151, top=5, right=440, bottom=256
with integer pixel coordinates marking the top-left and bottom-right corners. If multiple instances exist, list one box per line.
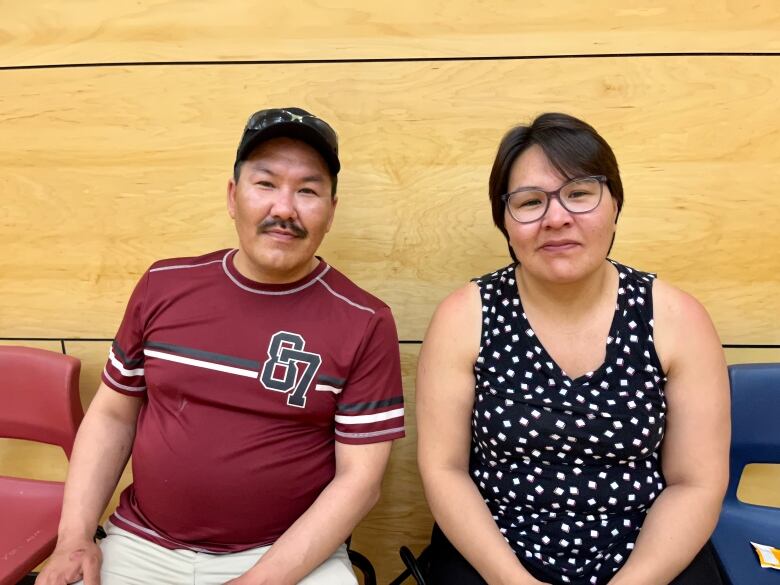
left=512, top=260, right=623, bottom=385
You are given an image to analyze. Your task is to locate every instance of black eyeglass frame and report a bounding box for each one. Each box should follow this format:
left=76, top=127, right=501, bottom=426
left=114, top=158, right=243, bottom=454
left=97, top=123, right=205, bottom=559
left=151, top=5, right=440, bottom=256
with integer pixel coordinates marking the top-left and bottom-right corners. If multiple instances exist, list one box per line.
left=500, top=175, right=608, bottom=224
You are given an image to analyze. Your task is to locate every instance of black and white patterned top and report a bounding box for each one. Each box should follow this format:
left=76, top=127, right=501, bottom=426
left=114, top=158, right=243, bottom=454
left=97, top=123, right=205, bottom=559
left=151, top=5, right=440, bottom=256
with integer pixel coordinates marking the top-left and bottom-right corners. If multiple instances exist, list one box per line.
left=470, top=260, right=667, bottom=585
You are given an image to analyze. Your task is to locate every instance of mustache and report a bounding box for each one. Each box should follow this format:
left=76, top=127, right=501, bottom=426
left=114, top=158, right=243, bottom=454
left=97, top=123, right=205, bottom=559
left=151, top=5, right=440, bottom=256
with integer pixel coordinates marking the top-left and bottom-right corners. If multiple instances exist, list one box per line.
left=257, top=218, right=307, bottom=238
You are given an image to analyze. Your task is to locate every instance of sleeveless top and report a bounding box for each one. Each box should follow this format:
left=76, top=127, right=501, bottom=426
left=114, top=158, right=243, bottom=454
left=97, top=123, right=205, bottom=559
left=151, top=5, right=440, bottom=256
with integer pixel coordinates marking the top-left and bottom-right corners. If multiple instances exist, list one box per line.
left=471, top=260, right=667, bottom=585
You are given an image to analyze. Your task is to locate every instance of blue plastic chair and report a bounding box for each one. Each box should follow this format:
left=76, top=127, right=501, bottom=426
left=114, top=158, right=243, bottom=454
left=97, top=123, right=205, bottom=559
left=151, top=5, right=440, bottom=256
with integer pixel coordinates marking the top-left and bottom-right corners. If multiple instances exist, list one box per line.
left=712, top=363, right=780, bottom=585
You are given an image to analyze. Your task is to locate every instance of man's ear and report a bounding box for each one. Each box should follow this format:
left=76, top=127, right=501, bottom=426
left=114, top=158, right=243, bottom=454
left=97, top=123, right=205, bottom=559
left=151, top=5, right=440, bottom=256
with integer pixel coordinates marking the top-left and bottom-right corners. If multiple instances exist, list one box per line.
left=227, top=177, right=237, bottom=220
left=325, top=195, right=338, bottom=232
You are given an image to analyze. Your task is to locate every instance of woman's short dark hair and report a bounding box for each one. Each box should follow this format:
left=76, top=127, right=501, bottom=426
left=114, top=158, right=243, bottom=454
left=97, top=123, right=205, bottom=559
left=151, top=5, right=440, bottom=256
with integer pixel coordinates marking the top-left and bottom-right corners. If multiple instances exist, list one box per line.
left=488, top=113, right=623, bottom=261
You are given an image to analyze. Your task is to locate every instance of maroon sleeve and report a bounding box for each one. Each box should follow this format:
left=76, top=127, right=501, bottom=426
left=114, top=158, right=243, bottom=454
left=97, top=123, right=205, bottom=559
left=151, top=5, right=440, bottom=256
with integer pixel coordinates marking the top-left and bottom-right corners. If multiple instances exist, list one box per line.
left=101, top=271, right=149, bottom=397
left=334, top=307, right=405, bottom=445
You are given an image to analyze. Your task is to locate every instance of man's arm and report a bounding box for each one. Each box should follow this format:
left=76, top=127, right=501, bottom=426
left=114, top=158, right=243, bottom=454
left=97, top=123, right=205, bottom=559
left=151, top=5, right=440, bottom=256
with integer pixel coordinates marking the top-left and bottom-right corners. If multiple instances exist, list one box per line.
left=608, top=281, right=730, bottom=585
left=228, top=302, right=402, bottom=585
left=225, top=440, right=392, bottom=585
left=36, top=382, right=143, bottom=585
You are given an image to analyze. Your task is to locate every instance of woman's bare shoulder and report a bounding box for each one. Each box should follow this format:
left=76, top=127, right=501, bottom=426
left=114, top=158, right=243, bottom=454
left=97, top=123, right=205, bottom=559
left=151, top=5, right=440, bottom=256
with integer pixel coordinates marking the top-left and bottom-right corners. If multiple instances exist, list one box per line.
left=652, top=277, right=722, bottom=372
left=422, top=281, right=483, bottom=362
left=652, top=277, right=711, bottom=326
left=436, top=281, right=481, bottom=317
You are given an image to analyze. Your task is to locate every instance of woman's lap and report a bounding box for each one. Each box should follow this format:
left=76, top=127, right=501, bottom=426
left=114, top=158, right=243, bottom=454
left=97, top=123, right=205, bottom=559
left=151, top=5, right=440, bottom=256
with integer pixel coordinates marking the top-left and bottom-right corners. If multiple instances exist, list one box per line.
left=668, top=541, right=724, bottom=585
left=427, top=524, right=724, bottom=585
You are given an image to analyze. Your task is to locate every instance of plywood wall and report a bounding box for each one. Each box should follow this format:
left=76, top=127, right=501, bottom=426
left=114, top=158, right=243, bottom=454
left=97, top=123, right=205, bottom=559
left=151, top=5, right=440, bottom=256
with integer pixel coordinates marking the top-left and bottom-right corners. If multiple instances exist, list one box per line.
left=1, top=2, right=778, bottom=581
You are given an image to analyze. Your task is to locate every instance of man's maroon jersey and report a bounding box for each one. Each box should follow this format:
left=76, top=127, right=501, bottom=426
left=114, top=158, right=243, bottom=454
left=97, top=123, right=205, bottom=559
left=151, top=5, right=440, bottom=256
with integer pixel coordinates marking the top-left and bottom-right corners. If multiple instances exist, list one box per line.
left=102, top=249, right=404, bottom=552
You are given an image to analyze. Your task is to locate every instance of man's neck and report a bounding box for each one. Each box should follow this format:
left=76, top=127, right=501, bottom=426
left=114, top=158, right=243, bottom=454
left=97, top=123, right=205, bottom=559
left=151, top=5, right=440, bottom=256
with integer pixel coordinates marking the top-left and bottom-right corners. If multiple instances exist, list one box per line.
left=232, top=251, right=320, bottom=285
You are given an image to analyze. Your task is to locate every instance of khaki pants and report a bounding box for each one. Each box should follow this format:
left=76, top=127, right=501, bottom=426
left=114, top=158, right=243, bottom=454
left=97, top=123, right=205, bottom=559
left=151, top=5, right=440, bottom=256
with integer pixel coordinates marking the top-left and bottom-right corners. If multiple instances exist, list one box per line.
left=75, top=522, right=358, bottom=585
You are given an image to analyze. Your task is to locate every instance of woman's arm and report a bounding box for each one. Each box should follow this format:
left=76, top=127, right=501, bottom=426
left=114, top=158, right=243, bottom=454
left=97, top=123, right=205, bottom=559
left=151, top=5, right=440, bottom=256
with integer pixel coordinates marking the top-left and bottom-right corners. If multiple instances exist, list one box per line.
left=609, top=280, right=730, bottom=585
left=417, top=283, right=547, bottom=585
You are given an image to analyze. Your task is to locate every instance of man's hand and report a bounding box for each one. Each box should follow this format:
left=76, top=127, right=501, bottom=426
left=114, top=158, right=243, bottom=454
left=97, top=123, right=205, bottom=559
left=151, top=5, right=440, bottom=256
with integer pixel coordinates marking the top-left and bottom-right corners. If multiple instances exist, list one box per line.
left=221, top=575, right=256, bottom=585
left=35, top=540, right=102, bottom=585
left=221, top=570, right=278, bottom=585
left=221, top=563, right=291, bottom=585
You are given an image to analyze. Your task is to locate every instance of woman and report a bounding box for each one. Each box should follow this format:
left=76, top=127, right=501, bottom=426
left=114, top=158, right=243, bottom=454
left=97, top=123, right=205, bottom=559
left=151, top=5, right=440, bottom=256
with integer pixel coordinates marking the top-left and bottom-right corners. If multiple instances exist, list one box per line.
left=417, top=113, right=729, bottom=585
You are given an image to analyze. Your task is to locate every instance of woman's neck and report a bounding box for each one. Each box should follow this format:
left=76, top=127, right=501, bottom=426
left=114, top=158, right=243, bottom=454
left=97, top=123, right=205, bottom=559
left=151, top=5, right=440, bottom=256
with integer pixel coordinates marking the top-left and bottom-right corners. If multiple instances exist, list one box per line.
left=516, top=260, right=618, bottom=319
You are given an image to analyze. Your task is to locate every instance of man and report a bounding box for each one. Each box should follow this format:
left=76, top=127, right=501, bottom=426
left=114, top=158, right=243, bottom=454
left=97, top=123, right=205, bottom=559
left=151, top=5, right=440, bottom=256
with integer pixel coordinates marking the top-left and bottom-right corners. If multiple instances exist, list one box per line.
left=37, top=108, right=405, bottom=585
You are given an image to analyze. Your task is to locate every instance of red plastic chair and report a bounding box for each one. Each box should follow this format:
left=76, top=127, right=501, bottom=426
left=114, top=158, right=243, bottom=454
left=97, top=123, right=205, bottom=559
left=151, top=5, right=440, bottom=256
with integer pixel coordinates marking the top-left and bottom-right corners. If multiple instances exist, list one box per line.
left=0, top=346, right=83, bottom=585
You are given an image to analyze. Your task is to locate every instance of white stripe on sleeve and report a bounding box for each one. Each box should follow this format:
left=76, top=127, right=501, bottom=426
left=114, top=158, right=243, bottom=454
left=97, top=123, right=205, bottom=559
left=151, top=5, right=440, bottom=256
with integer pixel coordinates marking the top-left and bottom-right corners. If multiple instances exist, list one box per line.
left=109, top=349, right=145, bottom=377
left=334, top=407, right=405, bottom=425
left=103, top=368, right=147, bottom=393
